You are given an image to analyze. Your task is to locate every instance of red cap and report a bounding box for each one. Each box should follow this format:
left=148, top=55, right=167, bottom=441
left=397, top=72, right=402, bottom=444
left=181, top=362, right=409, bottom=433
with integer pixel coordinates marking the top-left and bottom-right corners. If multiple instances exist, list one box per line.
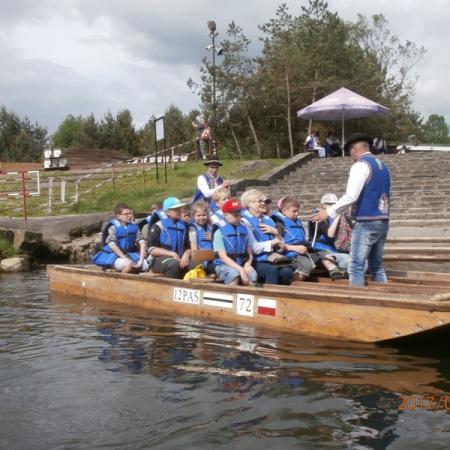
left=222, top=199, right=242, bottom=214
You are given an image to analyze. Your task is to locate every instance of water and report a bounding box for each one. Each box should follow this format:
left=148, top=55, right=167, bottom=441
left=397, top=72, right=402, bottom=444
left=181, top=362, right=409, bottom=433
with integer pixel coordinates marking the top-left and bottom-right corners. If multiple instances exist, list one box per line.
left=1, top=271, right=449, bottom=450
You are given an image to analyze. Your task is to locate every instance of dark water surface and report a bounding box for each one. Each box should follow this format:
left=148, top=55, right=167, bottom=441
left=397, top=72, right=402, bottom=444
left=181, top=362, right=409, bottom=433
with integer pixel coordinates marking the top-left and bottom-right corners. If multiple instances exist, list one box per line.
left=1, top=271, right=449, bottom=450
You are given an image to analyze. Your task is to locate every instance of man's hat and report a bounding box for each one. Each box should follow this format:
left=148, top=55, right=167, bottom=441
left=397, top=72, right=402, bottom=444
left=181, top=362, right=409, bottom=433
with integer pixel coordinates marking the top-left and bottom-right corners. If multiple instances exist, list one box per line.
left=320, top=193, right=338, bottom=205
left=344, top=133, right=373, bottom=153
left=163, top=197, right=188, bottom=211
left=222, top=199, right=242, bottom=214
left=204, top=157, right=222, bottom=166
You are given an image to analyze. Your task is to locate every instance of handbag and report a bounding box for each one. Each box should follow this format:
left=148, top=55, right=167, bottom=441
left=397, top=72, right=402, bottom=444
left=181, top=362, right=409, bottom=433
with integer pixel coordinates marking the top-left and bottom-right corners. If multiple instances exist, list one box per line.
left=334, top=214, right=354, bottom=253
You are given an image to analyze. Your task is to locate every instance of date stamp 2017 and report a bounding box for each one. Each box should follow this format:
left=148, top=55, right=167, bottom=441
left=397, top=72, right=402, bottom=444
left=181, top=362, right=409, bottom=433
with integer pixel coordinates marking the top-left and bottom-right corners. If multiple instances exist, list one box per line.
left=398, top=395, right=450, bottom=412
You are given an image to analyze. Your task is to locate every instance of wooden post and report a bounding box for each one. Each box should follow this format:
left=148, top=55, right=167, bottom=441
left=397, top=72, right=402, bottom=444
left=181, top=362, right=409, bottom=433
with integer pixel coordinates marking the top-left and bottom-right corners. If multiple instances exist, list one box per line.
left=142, top=159, right=145, bottom=186
left=21, top=172, right=28, bottom=221
left=74, top=180, right=79, bottom=203
left=60, top=179, right=66, bottom=203
left=112, top=162, right=116, bottom=191
left=48, top=177, right=54, bottom=213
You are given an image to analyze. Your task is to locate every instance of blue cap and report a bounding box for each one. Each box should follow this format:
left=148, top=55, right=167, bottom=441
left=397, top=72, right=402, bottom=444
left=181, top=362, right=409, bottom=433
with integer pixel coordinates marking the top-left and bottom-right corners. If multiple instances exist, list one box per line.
left=163, top=197, right=188, bottom=211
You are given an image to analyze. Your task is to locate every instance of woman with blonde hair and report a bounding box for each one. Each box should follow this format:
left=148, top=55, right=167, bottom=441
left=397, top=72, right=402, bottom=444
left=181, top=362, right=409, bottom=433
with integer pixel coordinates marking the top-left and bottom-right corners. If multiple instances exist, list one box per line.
left=240, top=189, right=294, bottom=285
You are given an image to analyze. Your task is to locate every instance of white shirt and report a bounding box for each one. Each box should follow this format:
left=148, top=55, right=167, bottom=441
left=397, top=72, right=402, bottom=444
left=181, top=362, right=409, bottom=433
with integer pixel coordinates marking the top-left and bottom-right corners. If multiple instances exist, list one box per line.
left=327, top=152, right=371, bottom=219
left=196, top=173, right=222, bottom=199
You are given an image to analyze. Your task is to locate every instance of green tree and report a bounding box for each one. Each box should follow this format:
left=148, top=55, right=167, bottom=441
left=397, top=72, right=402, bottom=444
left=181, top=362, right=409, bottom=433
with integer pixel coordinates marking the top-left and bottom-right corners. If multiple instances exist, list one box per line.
left=115, top=109, right=139, bottom=155
left=0, top=106, right=48, bottom=162
left=164, top=104, right=190, bottom=149
left=423, top=114, right=449, bottom=143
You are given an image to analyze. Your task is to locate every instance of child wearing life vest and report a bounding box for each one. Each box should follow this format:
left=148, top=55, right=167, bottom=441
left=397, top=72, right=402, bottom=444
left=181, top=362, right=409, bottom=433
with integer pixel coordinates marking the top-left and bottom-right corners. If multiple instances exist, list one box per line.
left=213, top=199, right=258, bottom=286
left=273, top=196, right=345, bottom=281
left=210, top=187, right=231, bottom=226
left=147, top=197, right=197, bottom=279
left=92, top=203, right=148, bottom=273
left=308, top=193, right=351, bottom=271
left=188, top=201, right=215, bottom=275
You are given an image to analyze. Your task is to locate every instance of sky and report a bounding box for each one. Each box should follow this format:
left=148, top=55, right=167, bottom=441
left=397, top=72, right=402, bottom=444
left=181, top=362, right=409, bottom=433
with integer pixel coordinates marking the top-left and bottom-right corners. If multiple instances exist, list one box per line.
left=1, top=0, right=449, bottom=134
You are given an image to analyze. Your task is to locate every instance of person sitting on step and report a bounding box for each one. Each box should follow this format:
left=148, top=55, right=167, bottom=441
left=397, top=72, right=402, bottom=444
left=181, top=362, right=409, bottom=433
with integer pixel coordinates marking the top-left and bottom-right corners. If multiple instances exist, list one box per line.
left=272, top=196, right=345, bottom=281
left=92, top=203, right=149, bottom=273
left=147, top=197, right=197, bottom=279
left=213, top=199, right=258, bottom=286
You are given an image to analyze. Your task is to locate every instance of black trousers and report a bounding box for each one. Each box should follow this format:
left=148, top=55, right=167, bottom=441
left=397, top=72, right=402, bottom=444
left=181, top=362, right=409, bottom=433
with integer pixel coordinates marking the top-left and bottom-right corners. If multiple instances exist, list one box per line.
left=151, top=256, right=197, bottom=279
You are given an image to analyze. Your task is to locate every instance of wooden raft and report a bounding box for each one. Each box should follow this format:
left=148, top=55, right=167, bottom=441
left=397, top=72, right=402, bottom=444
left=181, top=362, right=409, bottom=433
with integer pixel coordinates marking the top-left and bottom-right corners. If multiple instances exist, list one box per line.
left=47, top=264, right=450, bottom=343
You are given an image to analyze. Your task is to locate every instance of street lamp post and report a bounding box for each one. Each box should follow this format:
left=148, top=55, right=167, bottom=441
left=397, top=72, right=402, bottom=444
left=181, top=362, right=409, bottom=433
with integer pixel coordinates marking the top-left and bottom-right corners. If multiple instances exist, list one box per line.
left=206, top=20, right=222, bottom=143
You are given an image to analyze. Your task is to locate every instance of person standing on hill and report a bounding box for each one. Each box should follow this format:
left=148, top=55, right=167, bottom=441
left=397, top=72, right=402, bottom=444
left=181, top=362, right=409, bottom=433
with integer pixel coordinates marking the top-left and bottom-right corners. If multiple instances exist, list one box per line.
left=311, top=133, right=391, bottom=287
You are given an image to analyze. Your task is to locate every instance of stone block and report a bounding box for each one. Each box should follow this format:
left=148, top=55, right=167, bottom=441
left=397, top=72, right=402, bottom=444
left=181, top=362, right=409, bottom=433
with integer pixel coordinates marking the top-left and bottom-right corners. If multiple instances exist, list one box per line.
left=0, top=256, right=29, bottom=273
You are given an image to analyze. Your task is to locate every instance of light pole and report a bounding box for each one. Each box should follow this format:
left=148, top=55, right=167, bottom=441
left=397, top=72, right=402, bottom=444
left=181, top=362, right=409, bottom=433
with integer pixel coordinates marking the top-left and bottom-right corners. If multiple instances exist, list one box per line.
left=206, top=20, right=223, bottom=143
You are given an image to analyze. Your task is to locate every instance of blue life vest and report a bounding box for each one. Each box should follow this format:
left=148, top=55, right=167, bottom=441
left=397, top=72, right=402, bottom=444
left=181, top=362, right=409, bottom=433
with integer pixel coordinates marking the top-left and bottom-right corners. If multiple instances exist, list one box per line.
left=157, top=211, right=187, bottom=257
left=308, top=213, right=336, bottom=252
left=191, top=222, right=213, bottom=250
left=241, top=209, right=275, bottom=262
left=191, top=222, right=213, bottom=269
left=214, top=218, right=249, bottom=266
left=352, top=154, right=390, bottom=221
left=272, top=211, right=307, bottom=258
left=92, top=218, right=140, bottom=267
left=210, top=209, right=224, bottom=228
left=192, top=173, right=224, bottom=203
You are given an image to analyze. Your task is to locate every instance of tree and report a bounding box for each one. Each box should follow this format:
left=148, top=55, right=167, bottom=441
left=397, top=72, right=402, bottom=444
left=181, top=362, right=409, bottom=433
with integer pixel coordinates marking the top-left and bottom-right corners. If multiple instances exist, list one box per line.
left=115, top=109, right=139, bottom=155
left=0, top=106, right=48, bottom=162
left=423, top=114, right=449, bottom=144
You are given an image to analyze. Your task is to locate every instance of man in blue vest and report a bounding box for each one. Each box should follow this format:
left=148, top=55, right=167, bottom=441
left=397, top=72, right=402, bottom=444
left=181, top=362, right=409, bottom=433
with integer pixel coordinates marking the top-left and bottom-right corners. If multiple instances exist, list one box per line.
left=192, top=158, right=231, bottom=204
left=311, top=133, right=390, bottom=287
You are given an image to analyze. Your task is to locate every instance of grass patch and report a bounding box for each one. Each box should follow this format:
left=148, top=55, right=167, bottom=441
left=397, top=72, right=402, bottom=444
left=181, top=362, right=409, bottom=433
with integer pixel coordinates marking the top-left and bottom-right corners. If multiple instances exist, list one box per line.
left=0, top=159, right=284, bottom=217
left=0, top=238, right=17, bottom=258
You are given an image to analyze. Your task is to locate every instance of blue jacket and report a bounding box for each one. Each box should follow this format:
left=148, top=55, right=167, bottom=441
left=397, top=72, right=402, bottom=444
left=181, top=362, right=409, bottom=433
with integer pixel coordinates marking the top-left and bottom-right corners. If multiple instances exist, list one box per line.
left=92, top=218, right=140, bottom=267
left=192, top=173, right=224, bottom=203
left=241, top=209, right=275, bottom=262
left=214, top=219, right=249, bottom=267
left=352, top=154, right=390, bottom=221
left=272, top=211, right=307, bottom=258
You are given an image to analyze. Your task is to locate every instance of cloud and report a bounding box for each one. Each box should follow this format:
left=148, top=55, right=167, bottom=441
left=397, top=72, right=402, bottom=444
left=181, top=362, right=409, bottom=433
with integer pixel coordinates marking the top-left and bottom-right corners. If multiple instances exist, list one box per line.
left=0, top=0, right=449, bottom=134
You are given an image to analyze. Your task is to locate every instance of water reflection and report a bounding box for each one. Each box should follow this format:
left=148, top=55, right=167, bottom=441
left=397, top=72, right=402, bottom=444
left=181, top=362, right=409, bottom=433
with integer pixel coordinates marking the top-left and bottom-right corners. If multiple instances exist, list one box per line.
left=1, top=271, right=449, bottom=450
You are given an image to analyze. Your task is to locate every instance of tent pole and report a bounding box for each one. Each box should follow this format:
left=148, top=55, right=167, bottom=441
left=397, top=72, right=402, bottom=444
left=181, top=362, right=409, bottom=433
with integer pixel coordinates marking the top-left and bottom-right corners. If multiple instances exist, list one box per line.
left=341, top=110, right=345, bottom=157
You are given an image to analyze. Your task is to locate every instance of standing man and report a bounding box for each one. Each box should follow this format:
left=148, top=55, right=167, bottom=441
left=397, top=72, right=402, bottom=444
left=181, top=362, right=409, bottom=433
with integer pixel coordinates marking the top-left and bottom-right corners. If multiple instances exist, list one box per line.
left=311, top=133, right=390, bottom=287
left=192, top=157, right=231, bottom=204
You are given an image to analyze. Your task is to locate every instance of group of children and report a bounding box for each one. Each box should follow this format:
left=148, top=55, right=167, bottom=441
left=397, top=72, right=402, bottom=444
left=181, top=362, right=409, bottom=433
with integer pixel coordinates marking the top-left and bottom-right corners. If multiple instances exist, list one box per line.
left=92, top=187, right=351, bottom=286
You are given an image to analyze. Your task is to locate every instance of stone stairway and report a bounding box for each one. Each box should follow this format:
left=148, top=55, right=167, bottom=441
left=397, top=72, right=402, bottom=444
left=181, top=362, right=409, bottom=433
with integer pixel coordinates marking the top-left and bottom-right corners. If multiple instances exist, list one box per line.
left=238, top=151, right=450, bottom=272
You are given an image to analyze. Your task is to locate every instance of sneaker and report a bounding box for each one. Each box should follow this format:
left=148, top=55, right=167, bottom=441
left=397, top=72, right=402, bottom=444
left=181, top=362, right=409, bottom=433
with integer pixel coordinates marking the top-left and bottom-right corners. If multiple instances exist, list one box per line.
left=329, top=268, right=346, bottom=280
left=292, top=271, right=307, bottom=282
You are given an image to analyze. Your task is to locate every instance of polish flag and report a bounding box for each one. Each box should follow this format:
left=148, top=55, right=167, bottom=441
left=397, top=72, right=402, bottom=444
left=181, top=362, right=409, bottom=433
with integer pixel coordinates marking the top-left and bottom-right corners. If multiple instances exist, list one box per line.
left=258, top=298, right=276, bottom=316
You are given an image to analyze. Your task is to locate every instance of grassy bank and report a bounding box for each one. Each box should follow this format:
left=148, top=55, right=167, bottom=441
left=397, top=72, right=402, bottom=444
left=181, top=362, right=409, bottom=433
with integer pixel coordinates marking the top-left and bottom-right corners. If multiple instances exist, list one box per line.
left=0, top=159, right=284, bottom=217
left=0, top=238, right=17, bottom=258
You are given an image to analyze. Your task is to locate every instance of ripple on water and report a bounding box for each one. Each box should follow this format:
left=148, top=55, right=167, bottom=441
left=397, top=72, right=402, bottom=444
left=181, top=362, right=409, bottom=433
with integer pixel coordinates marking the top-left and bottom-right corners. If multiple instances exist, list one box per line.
left=1, top=270, right=450, bottom=450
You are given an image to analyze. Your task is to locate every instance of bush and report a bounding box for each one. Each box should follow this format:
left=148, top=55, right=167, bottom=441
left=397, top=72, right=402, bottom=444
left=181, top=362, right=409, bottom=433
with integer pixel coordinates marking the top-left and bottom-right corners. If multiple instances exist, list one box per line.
left=0, top=238, right=17, bottom=259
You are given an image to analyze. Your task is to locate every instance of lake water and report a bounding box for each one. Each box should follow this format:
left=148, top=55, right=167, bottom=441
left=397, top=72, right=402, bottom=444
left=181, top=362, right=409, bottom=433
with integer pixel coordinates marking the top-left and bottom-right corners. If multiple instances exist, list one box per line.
left=1, top=270, right=449, bottom=450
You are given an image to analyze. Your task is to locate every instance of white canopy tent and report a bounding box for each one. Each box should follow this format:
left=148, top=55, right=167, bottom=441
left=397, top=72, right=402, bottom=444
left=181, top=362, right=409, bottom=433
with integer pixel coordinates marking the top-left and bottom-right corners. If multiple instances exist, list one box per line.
left=297, top=87, right=389, bottom=156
